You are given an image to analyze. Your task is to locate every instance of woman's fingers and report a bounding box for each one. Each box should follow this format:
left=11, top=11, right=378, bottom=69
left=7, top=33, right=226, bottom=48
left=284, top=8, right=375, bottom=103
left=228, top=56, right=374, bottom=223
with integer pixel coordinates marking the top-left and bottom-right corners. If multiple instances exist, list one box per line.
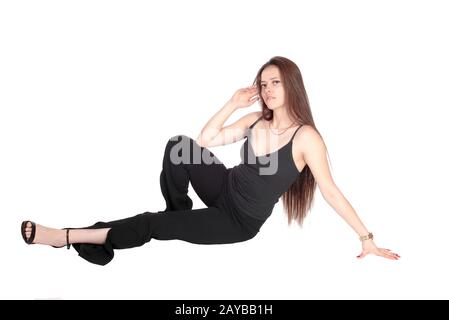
left=377, top=249, right=400, bottom=260
left=357, top=248, right=401, bottom=260
left=250, top=95, right=259, bottom=102
left=241, top=89, right=255, bottom=96
left=387, top=253, right=399, bottom=260
left=383, top=253, right=396, bottom=260
left=380, top=248, right=400, bottom=257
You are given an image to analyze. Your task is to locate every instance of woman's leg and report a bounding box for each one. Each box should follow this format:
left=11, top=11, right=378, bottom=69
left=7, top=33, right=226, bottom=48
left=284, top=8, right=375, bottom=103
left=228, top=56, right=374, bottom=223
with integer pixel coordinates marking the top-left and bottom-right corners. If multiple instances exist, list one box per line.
left=71, top=205, right=260, bottom=266
left=104, top=208, right=257, bottom=247
left=70, top=134, right=228, bottom=246
left=159, top=134, right=228, bottom=211
left=71, top=135, right=235, bottom=265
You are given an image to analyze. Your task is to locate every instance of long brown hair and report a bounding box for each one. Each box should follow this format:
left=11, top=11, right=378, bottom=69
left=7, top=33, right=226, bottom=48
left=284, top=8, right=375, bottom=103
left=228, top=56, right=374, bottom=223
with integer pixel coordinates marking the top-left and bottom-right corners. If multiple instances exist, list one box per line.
left=253, top=56, right=332, bottom=226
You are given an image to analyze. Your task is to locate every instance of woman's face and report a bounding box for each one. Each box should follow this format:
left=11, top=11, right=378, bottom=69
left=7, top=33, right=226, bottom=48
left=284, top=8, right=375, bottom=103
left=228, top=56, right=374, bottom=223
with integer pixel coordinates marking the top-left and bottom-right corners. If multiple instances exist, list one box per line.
left=260, top=65, right=286, bottom=110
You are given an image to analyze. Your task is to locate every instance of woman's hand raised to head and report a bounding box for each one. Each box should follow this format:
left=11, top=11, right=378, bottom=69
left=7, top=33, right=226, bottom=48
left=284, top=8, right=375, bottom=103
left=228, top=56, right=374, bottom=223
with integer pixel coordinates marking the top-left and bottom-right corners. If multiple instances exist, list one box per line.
left=229, top=85, right=260, bottom=109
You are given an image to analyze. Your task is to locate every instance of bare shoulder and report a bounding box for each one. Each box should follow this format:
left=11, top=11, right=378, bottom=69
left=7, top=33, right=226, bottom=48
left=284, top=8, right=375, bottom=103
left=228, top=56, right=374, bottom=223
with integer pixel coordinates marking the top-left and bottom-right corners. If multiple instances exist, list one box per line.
left=245, top=111, right=263, bottom=126
left=222, top=111, right=262, bottom=131
left=293, top=125, right=325, bottom=164
left=298, top=124, right=321, bottom=142
left=234, top=111, right=263, bottom=131
left=297, top=125, right=323, bottom=145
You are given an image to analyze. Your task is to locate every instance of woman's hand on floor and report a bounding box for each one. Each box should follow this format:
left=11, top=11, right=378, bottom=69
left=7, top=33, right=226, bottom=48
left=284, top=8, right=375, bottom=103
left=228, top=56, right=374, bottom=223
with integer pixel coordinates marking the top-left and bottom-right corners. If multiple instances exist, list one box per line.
left=357, top=239, right=401, bottom=260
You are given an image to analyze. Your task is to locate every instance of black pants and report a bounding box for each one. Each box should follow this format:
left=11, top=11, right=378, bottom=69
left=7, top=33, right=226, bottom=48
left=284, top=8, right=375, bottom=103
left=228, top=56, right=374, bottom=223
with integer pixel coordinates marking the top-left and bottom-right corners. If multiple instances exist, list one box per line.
left=72, top=135, right=265, bottom=265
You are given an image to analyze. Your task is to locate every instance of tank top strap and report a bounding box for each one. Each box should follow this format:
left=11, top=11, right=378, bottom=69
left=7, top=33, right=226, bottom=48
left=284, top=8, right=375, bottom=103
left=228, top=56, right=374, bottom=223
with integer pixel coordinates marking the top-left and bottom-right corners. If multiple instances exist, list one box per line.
left=289, top=124, right=303, bottom=143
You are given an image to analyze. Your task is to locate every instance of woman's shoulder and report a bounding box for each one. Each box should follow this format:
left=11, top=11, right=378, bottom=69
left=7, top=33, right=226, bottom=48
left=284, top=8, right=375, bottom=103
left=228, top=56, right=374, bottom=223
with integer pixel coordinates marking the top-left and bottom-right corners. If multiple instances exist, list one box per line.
left=297, top=124, right=316, bottom=135
left=292, top=125, right=322, bottom=160
left=252, top=110, right=263, bottom=120
left=293, top=124, right=321, bottom=146
left=294, top=125, right=326, bottom=152
left=246, top=111, right=263, bottom=128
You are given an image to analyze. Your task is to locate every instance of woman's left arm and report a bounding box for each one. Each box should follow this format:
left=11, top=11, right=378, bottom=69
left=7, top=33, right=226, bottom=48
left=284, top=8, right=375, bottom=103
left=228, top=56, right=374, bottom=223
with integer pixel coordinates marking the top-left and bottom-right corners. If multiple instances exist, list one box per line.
left=299, top=127, right=400, bottom=260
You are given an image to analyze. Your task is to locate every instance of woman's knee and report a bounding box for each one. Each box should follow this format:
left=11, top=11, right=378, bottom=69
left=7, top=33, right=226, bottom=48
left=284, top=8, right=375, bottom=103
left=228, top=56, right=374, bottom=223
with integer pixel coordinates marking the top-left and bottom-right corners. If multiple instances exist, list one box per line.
left=165, top=135, right=192, bottom=153
left=167, top=134, right=193, bottom=146
left=164, top=135, right=198, bottom=164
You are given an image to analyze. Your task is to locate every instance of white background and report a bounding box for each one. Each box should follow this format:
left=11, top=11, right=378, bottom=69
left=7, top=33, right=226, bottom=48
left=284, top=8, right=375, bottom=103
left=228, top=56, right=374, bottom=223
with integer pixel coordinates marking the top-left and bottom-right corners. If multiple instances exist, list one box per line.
left=1, top=0, right=448, bottom=299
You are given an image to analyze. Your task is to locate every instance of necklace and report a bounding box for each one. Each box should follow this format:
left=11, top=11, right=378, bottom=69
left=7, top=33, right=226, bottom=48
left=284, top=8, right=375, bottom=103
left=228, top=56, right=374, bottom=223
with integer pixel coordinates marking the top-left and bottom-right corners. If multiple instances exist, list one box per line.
left=269, top=121, right=295, bottom=135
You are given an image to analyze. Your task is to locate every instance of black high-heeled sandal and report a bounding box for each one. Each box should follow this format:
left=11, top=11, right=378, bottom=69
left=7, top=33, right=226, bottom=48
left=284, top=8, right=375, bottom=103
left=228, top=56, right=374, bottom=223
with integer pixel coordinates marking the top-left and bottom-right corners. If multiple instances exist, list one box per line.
left=21, top=221, right=36, bottom=244
left=21, top=221, right=71, bottom=249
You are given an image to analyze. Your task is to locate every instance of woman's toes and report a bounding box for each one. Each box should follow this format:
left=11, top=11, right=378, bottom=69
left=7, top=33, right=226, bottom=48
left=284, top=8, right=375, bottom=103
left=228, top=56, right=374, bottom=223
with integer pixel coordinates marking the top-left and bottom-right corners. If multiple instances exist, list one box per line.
left=24, top=223, right=32, bottom=239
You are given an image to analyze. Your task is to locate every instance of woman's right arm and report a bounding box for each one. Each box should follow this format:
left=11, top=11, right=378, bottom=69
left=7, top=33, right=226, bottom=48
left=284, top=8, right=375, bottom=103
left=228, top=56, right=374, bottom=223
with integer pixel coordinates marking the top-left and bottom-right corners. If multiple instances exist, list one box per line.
left=196, top=85, right=260, bottom=148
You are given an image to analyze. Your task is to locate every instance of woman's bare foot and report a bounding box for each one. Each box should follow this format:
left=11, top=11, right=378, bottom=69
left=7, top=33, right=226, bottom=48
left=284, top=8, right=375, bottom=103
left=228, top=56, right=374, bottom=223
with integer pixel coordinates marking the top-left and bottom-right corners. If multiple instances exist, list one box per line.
left=23, top=222, right=67, bottom=247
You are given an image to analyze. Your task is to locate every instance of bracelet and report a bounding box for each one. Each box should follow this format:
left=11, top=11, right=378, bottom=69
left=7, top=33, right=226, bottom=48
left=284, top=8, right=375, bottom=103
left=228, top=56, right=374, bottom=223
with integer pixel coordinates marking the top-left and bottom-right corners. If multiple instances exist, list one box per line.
left=359, top=232, right=373, bottom=241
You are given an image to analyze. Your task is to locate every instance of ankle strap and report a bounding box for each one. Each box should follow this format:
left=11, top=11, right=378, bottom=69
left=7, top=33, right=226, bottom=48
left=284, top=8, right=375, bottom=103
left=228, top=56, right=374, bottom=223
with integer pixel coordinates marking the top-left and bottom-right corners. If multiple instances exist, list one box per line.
left=65, top=229, right=71, bottom=250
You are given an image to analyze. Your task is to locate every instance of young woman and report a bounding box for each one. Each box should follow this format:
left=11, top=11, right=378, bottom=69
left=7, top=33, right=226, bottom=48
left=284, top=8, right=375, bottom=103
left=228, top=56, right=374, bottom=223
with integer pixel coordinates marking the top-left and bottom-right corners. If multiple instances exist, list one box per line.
left=21, top=56, right=400, bottom=265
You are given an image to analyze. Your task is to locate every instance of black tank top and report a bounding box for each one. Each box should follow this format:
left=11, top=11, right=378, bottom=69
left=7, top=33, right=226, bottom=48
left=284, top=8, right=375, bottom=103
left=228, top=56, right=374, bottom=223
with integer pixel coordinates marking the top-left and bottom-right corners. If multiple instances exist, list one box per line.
left=227, top=115, right=303, bottom=221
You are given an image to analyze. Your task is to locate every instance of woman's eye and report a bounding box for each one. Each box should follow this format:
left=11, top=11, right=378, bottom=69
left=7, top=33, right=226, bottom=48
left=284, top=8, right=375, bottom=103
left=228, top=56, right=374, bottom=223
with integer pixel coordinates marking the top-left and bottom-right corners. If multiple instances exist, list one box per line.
left=260, top=81, right=280, bottom=88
